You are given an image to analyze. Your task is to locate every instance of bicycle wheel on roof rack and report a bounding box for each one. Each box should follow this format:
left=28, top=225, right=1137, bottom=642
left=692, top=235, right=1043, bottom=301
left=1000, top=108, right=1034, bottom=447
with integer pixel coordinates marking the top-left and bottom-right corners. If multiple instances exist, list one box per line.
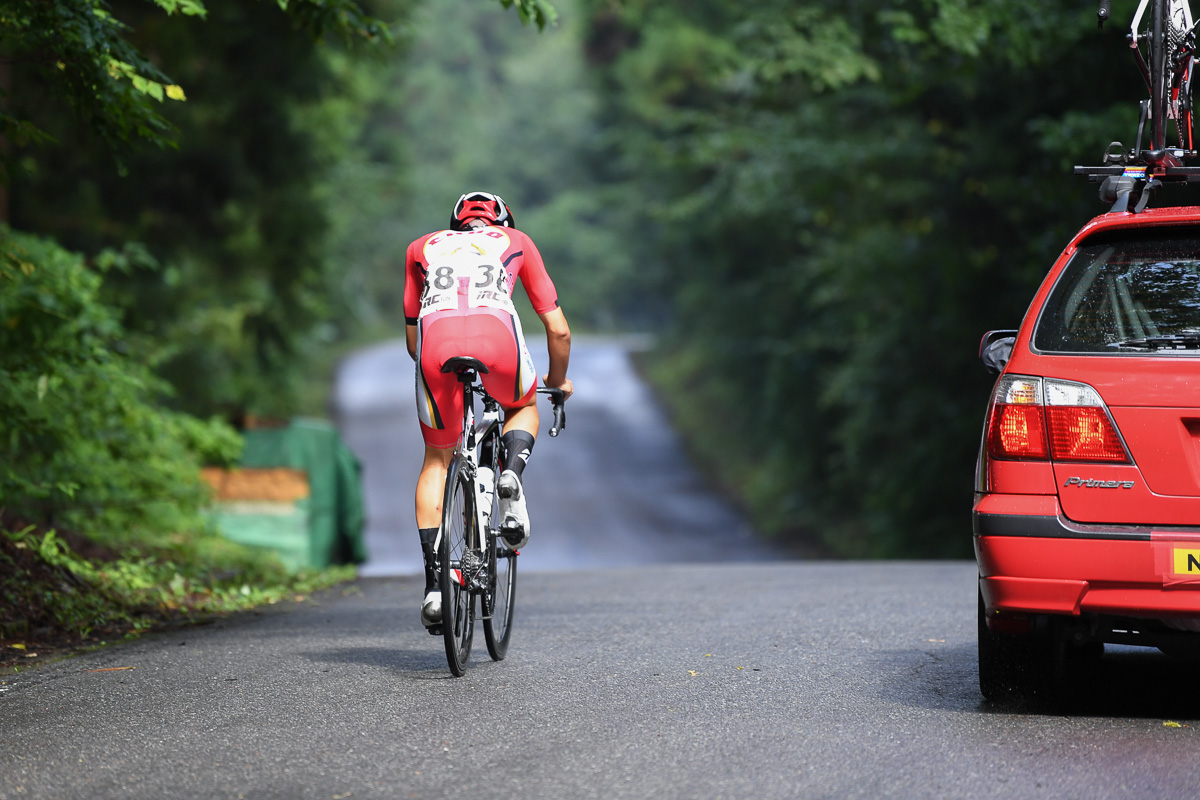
left=439, top=455, right=476, bottom=677
left=1152, top=0, right=1170, bottom=151
left=1173, top=16, right=1196, bottom=150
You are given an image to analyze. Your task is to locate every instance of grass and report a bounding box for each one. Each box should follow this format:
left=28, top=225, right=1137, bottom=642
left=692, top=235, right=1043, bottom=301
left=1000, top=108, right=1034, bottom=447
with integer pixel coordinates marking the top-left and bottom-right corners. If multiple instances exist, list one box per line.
left=0, top=519, right=356, bottom=673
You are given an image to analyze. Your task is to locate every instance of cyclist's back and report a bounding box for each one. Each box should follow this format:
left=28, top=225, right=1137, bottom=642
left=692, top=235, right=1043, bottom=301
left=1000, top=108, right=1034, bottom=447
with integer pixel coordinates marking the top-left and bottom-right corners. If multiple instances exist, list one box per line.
left=406, top=224, right=557, bottom=445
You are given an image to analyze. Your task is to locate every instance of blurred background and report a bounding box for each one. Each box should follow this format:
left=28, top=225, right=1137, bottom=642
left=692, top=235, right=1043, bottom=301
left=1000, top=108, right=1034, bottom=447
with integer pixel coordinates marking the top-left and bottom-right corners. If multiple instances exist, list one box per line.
left=2, top=0, right=1157, bottom=567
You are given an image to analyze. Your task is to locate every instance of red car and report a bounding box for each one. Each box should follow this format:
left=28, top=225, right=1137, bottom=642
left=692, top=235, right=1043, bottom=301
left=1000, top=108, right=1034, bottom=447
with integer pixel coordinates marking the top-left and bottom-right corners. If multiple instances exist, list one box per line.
left=975, top=202, right=1200, bottom=703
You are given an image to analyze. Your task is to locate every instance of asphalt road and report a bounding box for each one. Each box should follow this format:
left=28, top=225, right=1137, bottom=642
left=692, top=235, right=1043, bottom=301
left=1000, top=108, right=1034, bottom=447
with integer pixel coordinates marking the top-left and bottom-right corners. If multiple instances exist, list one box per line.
left=4, top=563, right=1200, bottom=799
left=3, top=338, right=1200, bottom=799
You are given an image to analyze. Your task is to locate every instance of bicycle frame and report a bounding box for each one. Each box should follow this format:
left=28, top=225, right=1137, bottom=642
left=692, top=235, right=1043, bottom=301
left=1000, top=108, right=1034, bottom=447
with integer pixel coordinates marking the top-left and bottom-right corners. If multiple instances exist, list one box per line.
left=1126, top=0, right=1198, bottom=153
left=460, top=375, right=503, bottom=562
left=1131, top=0, right=1194, bottom=46
left=438, top=363, right=503, bottom=599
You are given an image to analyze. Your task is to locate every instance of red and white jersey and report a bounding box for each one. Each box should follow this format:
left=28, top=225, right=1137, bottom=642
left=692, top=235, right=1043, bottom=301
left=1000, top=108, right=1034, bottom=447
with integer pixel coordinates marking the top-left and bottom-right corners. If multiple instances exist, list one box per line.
left=403, top=226, right=559, bottom=325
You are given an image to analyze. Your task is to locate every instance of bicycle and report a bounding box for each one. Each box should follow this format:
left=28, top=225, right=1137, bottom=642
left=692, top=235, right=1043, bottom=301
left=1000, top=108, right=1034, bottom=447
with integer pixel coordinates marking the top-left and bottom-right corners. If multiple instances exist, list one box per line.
left=1078, top=1, right=1200, bottom=212
left=1098, top=0, right=1198, bottom=162
left=431, top=355, right=566, bottom=677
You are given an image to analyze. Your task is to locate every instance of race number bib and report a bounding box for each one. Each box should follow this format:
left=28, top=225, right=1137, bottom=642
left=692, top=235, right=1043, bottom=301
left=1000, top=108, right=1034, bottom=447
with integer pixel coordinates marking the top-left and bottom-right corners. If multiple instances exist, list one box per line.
left=419, top=230, right=517, bottom=318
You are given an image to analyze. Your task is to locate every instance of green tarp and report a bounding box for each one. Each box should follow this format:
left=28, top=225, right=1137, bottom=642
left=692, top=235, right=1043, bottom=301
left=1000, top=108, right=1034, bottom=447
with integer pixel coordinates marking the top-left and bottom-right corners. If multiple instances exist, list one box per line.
left=209, top=419, right=366, bottom=571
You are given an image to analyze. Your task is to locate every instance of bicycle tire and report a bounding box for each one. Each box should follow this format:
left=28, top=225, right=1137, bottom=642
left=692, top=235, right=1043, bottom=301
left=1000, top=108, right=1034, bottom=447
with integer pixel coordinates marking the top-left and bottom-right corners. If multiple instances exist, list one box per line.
left=440, top=455, right=475, bottom=676
left=477, top=426, right=516, bottom=660
left=1178, top=66, right=1195, bottom=149
left=1174, top=12, right=1196, bottom=150
left=484, top=533, right=518, bottom=661
left=1152, top=0, right=1169, bottom=150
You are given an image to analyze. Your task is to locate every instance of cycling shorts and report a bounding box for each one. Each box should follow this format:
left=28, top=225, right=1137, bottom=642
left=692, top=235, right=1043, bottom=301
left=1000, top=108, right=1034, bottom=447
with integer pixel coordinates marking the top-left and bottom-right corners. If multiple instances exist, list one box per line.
left=416, top=307, right=537, bottom=449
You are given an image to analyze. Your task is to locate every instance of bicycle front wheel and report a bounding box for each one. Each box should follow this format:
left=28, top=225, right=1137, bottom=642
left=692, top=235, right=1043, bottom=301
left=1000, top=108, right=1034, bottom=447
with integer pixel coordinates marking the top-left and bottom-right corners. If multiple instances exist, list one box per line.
left=1176, top=48, right=1195, bottom=150
left=484, top=533, right=518, bottom=661
left=476, top=426, right=516, bottom=660
left=440, top=456, right=476, bottom=676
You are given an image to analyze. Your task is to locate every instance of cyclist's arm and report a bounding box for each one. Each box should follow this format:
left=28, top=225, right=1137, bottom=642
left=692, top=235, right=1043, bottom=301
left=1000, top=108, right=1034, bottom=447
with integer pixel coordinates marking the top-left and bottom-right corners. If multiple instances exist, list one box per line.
left=403, top=236, right=427, bottom=362
left=539, top=307, right=573, bottom=400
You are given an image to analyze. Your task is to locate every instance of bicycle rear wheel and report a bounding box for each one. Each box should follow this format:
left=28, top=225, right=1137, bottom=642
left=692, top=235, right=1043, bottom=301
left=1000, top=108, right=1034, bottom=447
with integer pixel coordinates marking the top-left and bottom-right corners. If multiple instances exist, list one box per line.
left=440, top=456, right=476, bottom=676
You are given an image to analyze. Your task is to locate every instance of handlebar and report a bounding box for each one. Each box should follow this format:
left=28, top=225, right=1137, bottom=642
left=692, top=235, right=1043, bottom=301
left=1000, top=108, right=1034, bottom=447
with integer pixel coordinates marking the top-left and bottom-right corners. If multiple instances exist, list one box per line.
left=1098, top=0, right=1111, bottom=28
left=537, top=387, right=567, bottom=437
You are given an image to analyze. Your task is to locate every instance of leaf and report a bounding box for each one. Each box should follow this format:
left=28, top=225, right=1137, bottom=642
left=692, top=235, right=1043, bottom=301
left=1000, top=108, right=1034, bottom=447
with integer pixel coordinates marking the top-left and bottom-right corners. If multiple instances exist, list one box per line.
left=36, top=374, right=49, bottom=401
left=165, top=85, right=187, bottom=101
left=1165, top=720, right=1184, bottom=728
left=9, top=644, right=26, bottom=651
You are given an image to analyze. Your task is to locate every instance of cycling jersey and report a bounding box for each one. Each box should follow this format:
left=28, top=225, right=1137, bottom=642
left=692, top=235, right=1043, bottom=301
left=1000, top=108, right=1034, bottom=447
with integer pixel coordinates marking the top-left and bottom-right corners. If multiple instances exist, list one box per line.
left=404, top=226, right=559, bottom=448
left=403, top=226, right=559, bottom=323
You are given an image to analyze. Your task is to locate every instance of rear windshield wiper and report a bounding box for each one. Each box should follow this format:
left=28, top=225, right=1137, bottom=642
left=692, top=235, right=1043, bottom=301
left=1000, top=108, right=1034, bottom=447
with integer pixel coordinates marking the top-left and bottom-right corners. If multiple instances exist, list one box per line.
left=1107, top=335, right=1200, bottom=350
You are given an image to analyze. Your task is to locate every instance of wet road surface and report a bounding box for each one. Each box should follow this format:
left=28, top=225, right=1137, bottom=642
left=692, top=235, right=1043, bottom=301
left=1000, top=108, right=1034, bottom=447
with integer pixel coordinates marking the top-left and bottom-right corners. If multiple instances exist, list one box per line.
left=333, top=337, right=786, bottom=575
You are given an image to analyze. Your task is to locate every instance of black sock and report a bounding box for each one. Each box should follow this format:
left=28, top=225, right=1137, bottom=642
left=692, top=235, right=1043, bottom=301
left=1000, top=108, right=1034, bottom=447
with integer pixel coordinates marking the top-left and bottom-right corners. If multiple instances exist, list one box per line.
left=501, top=430, right=536, bottom=479
left=418, top=527, right=438, bottom=592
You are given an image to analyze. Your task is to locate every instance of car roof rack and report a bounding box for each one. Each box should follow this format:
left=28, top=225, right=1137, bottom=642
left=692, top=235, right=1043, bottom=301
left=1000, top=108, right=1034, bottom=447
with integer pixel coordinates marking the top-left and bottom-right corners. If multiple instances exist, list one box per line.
left=1076, top=141, right=1200, bottom=213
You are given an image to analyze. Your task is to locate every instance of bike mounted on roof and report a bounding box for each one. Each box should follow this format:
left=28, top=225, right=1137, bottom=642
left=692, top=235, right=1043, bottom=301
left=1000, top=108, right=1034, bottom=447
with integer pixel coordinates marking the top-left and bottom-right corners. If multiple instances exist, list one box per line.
left=1077, top=0, right=1200, bottom=212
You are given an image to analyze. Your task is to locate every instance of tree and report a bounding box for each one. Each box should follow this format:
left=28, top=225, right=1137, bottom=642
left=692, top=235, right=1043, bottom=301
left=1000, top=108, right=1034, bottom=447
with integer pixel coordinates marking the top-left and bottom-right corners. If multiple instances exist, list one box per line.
left=578, top=0, right=1141, bottom=556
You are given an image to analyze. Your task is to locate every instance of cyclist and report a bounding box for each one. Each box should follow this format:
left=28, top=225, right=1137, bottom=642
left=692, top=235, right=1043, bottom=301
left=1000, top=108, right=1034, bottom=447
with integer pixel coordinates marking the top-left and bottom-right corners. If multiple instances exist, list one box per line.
left=403, top=191, right=573, bottom=630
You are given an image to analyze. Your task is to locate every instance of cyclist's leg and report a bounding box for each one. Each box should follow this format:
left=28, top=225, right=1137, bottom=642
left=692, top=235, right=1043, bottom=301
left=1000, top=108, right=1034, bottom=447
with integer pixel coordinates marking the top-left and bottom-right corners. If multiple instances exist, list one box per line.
left=459, top=309, right=540, bottom=544
left=413, top=316, right=466, bottom=628
left=416, top=445, right=455, bottom=528
left=501, top=406, right=538, bottom=476
left=416, top=445, right=455, bottom=629
left=493, top=399, right=536, bottom=548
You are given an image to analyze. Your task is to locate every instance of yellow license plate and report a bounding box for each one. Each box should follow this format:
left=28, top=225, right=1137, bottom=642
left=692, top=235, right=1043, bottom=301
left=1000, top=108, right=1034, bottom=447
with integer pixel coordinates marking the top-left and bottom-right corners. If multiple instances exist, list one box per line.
left=1171, top=547, right=1200, bottom=578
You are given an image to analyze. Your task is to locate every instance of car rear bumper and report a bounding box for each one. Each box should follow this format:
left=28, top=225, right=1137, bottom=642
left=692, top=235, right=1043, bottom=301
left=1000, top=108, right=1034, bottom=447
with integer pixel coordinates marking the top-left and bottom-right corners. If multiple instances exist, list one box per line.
left=974, top=494, right=1200, bottom=621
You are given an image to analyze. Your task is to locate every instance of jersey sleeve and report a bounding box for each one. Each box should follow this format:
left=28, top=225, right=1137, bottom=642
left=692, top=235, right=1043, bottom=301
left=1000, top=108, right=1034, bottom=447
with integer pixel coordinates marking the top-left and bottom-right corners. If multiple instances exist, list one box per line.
left=403, top=237, right=427, bottom=325
left=515, top=232, right=559, bottom=315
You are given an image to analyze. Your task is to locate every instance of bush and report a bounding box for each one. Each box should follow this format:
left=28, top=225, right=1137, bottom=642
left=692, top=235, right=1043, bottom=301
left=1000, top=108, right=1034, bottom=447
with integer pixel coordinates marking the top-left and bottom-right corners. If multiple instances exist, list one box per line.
left=0, top=227, right=241, bottom=542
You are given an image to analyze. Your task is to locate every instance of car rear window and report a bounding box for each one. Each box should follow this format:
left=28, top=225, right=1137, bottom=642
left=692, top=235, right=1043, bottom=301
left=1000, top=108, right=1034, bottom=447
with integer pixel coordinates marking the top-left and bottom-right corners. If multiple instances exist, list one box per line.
left=1034, top=227, right=1200, bottom=354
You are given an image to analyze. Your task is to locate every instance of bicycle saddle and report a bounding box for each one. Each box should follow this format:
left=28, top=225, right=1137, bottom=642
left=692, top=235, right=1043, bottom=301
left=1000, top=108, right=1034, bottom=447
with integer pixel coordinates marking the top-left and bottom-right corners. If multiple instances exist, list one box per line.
left=440, top=356, right=489, bottom=374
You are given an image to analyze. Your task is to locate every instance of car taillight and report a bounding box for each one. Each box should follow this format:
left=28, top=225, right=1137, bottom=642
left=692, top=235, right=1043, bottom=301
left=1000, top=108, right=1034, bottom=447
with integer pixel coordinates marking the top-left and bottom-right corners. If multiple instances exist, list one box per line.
left=987, top=377, right=1048, bottom=460
left=985, top=375, right=1130, bottom=464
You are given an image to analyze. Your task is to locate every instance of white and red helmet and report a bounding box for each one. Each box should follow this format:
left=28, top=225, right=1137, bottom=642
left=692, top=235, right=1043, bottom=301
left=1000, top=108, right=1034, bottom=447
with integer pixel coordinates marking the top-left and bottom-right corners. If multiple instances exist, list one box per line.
left=450, top=191, right=515, bottom=231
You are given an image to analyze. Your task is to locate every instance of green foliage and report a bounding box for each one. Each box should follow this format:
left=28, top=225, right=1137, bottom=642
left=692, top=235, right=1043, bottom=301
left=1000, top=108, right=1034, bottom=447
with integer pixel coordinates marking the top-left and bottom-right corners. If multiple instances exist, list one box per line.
left=6, top=0, right=412, bottom=418
left=500, top=0, right=558, bottom=29
left=1, top=523, right=356, bottom=662
left=0, top=227, right=241, bottom=537
left=582, top=0, right=1143, bottom=557
left=0, top=0, right=390, bottom=164
left=0, top=0, right=188, bottom=157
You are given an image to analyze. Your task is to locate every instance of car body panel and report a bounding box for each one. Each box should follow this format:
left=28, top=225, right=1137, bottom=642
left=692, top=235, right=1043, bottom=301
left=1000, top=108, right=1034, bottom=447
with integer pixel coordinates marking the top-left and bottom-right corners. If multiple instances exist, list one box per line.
left=1108, top=406, right=1200, bottom=496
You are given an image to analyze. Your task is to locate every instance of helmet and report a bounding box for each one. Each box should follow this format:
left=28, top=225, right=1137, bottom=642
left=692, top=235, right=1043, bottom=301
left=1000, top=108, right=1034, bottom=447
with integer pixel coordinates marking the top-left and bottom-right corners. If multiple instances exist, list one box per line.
left=450, top=191, right=515, bottom=231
